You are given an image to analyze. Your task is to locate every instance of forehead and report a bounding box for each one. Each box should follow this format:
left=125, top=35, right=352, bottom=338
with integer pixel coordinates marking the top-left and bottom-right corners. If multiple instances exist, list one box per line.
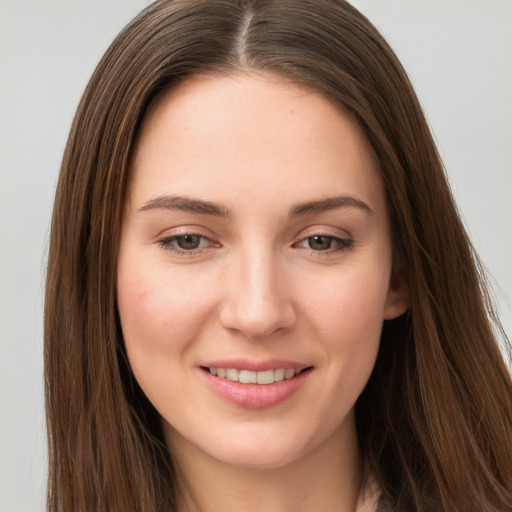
left=129, top=72, right=384, bottom=215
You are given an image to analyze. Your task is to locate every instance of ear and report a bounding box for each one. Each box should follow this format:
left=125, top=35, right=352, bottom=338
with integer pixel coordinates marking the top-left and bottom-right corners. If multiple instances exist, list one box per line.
left=383, top=268, right=409, bottom=320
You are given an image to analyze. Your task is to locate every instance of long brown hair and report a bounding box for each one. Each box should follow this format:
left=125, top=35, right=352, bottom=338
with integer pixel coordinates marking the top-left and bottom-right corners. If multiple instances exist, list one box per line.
left=44, top=1, right=512, bottom=510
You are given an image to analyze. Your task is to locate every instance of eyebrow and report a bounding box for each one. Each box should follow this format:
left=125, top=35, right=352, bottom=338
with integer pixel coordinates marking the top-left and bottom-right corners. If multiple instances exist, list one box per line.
left=289, top=195, right=373, bottom=217
left=140, top=195, right=231, bottom=217
left=139, top=194, right=373, bottom=218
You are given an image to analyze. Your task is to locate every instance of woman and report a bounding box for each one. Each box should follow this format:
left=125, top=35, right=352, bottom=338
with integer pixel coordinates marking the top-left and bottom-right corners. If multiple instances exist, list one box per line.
left=44, top=1, right=512, bottom=510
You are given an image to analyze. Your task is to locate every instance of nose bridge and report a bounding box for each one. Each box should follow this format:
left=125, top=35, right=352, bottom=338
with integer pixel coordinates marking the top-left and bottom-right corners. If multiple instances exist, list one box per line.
left=220, top=242, right=295, bottom=339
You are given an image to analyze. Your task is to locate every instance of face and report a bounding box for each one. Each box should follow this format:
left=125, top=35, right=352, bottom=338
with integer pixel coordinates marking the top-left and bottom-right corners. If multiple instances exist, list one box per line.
left=117, top=73, right=407, bottom=470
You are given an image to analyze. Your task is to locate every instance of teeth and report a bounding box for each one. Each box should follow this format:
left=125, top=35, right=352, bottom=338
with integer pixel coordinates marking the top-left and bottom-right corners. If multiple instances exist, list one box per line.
left=284, top=368, right=295, bottom=380
left=239, top=370, right=257, bottom=384
left=226, top=368, right=239, bottom=381
left=209, top=367, right=303, bottom=384
left=274, top=368, right=285, bottom=382
left=256, top=369, right=274, bottom=384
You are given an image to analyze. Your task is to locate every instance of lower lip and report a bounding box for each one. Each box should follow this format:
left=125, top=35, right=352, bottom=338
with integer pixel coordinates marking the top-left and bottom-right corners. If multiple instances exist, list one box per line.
left=201, top=368, right=311, bottom=409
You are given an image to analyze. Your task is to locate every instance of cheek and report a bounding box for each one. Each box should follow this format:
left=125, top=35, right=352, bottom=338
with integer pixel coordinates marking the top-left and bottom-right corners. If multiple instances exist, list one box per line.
left=307, top=266, right=390, bottom=326
left=116, top=262, right=219, bottom=413
left=116, top=262, right=215, bottom=361
left=284, top=264, right=390, bottom=443
left=303, top=263, right=390, bottom=368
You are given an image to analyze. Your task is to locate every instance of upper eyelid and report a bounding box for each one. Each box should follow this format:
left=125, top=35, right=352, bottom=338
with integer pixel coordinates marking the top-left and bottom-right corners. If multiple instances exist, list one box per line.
left=295, top=226, right=352, bottom=240
left=154, top=225, right=217, bottom=241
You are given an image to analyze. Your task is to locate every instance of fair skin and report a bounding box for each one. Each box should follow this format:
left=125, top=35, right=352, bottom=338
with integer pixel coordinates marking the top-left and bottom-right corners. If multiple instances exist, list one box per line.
left=117, top=72, right=408, bottom=511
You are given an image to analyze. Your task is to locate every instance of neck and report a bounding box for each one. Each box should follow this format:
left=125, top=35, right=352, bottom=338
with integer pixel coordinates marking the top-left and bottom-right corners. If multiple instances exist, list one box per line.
left=168, top=419, right=364, bottom=512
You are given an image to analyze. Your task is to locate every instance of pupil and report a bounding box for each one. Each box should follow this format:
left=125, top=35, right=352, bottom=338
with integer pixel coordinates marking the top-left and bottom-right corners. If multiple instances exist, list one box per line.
left=309, top=235, right=332, bottom=251
left=177, top=234, right=201, bottom=250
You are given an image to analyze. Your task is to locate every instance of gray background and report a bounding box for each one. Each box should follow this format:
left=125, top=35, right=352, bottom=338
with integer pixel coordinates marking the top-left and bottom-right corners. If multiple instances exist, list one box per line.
left=1, top=1, right=510, bottom=510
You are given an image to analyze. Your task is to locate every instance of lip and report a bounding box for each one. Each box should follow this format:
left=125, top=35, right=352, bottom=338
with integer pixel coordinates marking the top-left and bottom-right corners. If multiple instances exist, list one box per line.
left=199, top=361, right=312, bottom=409
left=201, top=359, right=309, bottom=372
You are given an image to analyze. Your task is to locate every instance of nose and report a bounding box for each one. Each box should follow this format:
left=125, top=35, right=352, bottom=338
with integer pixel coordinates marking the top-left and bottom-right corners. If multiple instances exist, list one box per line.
left=219, top=248, right=297, bottom=340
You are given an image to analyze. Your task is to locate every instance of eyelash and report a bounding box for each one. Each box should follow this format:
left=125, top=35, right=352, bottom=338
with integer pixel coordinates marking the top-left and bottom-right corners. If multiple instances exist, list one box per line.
left=294, top=233, right=353, bottom=254
left=157, top=233, right=214, bottom=255
left=156, top=232, right=353, bottom=256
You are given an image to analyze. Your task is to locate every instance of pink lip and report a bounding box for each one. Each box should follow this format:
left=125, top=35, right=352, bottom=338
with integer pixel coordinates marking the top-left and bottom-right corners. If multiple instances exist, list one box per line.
left=201, top=359, right=309, bottom=372
left=200, top=363, right=312, bottom=409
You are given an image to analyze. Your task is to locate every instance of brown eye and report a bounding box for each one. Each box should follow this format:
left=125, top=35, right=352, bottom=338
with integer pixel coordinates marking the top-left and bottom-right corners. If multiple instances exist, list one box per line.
left=157, top=233, right=213, bottom=254
left=175, top=234, right=203, bottom=250
left=307, top=235, right=335, bottom=251
left=295, top=233, right=353, bottom=253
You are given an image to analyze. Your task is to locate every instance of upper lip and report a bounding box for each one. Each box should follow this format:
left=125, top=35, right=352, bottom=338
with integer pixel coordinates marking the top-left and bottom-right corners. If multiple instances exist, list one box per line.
left=200, top=359, right=311, bottom=372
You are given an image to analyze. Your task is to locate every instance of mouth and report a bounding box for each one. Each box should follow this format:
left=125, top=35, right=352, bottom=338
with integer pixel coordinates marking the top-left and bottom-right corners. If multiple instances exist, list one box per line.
left=199, top=360, right=313, bottom=408
left=201, top=366, right=310, bottom=385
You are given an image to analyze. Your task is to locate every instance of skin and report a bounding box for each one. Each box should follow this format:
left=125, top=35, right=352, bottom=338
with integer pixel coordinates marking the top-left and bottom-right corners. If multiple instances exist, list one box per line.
left=117, top=72, right=408, bottom=511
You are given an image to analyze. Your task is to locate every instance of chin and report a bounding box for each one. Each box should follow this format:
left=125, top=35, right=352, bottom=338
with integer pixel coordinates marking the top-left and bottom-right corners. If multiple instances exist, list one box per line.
left=165, top=417, right=315, bottom=471
left=208, top=441, right=307, bottom=470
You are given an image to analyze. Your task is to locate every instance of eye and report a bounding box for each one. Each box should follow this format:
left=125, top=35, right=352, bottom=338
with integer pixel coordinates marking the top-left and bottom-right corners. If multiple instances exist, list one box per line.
left=173, top=234, right=205, bottom=250
left=307, top=235, right=336, bottom=251
left=295, top=234, right=352, bottom=253
left=157, top=233, right=215, bottom=254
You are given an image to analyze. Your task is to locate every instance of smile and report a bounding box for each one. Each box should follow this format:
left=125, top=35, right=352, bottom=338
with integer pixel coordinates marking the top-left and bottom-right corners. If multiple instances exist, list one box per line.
left=207, top=367, right=302, bottom=384
left=201, top=364, right=312, bottom=409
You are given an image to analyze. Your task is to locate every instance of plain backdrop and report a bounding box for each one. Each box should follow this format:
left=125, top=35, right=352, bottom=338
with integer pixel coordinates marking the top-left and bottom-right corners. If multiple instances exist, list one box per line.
left=1, top=1, right=510, bottom=510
